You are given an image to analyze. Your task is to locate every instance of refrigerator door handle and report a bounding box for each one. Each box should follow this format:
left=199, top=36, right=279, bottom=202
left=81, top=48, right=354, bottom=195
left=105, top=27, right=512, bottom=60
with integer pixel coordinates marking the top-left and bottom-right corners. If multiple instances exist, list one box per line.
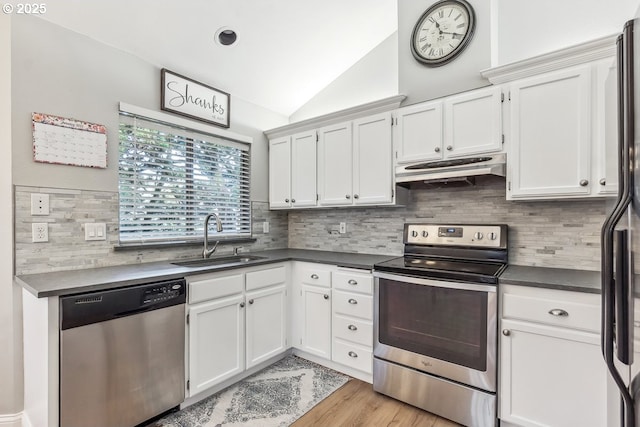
left=615, top=229, right=631, bottom=365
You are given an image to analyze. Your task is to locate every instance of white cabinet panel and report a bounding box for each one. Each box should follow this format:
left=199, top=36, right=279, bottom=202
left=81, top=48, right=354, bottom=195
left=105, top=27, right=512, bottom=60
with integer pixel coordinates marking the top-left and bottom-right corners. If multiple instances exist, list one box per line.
left=395, top=101, right=443, bottom=164
left=301, top=285, right=332, bottom=358
left=318, top=121, right=353, bottom=206
left=188, top=294, right=245, bottom=397
left=291, top=130, right=317, bottom=207
left=268, top=137, right=291, bottom=208
left=353, top=113, right=393, bottom=205
left=246, top=285, right=287, bottom=369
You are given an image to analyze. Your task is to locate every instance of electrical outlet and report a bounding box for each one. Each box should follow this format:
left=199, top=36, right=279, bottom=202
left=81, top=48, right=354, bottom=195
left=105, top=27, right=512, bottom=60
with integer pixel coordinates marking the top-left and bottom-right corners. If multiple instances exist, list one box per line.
left=339, top=222, right=346, bottom=234
left=32, top=223, right=48, bottom=242
left=31, top=193, right=50, bottom=216
left=262, top=221, right=270, bottom=233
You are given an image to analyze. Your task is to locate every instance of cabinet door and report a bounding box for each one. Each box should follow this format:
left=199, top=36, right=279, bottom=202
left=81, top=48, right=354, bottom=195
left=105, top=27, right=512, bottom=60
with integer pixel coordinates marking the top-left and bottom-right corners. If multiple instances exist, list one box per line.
left=188, top=294, right=245, bottom=397
left=594, top=57, right=619, bottom=196
left=353, top=113, right=393, bottom=205
left=444, top=86, right=503, bottom=158
left=268, top=137, right=291, bottom=208
left=300, top=285, right=332, bottom=359
left=508, top=65, right=592, bottom=199
left=395, top=100, right=443, bottom=164
left=246, top=285, right=287, bottom=369
left=500, top=319, right=607, bottom=427
left=291, top=130, right=317, bottom=208
left=318, top=122, right=353, bottom=206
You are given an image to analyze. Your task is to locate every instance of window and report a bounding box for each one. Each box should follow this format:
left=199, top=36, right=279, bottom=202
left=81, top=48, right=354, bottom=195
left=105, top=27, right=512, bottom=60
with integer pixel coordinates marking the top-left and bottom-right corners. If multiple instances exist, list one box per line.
left=118, top=112, right=251, bottom=245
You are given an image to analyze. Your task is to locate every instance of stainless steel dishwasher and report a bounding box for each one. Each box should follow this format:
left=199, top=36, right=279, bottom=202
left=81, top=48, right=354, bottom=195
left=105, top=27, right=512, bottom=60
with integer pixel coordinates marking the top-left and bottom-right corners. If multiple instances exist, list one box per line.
left=59, top=278, right=187, bottom=427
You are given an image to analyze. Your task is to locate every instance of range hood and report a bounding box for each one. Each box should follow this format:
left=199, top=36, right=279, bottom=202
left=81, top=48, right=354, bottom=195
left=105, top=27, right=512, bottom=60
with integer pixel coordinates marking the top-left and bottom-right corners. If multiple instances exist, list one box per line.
left=395, top=153, right=506, bottom=187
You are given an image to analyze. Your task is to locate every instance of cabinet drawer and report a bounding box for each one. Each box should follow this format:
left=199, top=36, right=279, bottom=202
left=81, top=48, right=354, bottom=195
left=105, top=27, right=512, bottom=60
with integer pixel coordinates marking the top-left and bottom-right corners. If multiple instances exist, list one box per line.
left=502, top=292, right=600, bottom=333
left=333, top=270, right=373, bottom=295
left=188, top=273, right=244, bottom=304
left=332, top=339, right=372, bottom=373
left=333, top=290, right=373, bottom=320
left=333, top=314, right=372, bottom=347
left=300, top=268, right=331, bottom=288
left=246, top=265, right=286, bottom=291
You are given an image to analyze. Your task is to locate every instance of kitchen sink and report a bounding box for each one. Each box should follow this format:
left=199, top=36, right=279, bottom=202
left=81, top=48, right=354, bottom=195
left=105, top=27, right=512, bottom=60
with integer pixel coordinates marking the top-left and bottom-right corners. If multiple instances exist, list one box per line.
left=171, top=254, right=267, bottom=268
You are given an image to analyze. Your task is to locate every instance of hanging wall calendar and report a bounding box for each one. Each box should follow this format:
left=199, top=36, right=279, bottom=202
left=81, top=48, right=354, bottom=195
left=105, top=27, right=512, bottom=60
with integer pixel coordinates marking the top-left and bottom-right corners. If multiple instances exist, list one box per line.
left=32, top=112, right=108, bottom=168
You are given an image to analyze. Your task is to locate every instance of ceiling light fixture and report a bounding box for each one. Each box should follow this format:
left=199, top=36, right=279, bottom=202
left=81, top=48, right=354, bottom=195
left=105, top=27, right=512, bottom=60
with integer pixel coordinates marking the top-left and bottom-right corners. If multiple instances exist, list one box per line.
left=215, top=27, right=237, bottom=46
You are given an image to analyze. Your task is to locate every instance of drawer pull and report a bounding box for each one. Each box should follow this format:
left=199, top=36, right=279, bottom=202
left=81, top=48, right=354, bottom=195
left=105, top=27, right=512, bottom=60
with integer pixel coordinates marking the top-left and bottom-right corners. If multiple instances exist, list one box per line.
left=348, top=279, right=358, bottom=285
left=348, top=351, right=358, bottom=358
left=348, top=324, right=358, bottom=331
left=548, top=308, right=569, bottom=317
left=348, top=298, right=358, bottom=305
left=311, top=274, right=319, bottom=279
left=502, top=329, right=510, bottom=336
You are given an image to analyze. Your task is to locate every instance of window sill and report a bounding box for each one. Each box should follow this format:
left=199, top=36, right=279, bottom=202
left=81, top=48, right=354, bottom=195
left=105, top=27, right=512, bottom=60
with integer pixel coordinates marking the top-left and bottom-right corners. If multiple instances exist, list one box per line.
left=113, top=237, right=257, bottom=252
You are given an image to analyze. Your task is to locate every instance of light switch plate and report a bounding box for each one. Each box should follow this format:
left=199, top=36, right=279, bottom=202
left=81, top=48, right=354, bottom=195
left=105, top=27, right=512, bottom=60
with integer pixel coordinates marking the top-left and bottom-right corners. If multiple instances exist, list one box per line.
left=31, top=193, right=50, bottom=216
left=263, top=221, right=270, bottom=233
left=85, top=223, right=107, bottom=241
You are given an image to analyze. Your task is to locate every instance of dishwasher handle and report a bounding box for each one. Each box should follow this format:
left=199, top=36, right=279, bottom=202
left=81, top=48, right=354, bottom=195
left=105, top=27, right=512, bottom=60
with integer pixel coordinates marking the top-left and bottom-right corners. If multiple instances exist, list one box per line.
left=60, top=278, right=186, bottom=330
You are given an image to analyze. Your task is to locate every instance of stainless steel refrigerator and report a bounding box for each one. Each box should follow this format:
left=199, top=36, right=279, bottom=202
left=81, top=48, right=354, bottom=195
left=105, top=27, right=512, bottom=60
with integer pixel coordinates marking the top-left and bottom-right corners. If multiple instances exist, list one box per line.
left=602, top=18, right=640, bottom=427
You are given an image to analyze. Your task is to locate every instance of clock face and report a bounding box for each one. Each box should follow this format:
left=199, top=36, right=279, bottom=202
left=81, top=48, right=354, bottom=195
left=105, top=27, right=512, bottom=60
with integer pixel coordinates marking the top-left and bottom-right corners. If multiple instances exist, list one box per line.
left=411, top=0, right=476, bottom=66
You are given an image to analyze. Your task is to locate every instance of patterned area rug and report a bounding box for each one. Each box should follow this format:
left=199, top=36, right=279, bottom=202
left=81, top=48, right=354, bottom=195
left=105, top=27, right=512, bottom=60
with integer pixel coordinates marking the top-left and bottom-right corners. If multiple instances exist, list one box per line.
left=153, top=355, right=350, bottom=427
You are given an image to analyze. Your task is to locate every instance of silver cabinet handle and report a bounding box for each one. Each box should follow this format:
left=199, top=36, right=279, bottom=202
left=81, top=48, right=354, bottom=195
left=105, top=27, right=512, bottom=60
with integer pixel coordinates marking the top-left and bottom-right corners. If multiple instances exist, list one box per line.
left=548, top=308, right=569, bottom=317
left=291, top=199, right=296, bottom=203
left=323, top=294, right=329, bottom=300
left=434, top=147, right=440, bottom=153
left=579, top=179, right=589, bottom=187
left=348, top=279, right=358, bottom=285
left=348, top=298, right=358, bottom=305
left=348, top=351, right=358, bottom=358
left=248, top=299, right=254, bottom=305
left=502, top=329, right=510, bottom=336
left=600, top=178, right=606, bottom=186
left=348, top=324, right=358, bottom=331
left=346, top=194, right=351, bottom=199
left=354, top=194, right=359, bottom=199
left=311, top=274, right=319, bottom=279
left=446, top=145, right=453, bottom=151
left=285, top=198, right=289, bottom=203
left=240, top=302, right=245, bottom=308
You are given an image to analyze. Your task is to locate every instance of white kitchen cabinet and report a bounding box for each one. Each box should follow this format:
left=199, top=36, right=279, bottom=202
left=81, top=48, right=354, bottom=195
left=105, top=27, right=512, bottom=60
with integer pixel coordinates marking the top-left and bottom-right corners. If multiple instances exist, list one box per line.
left=188, top=293, right=245, bottom=397
left=499, top=285, right=607, bottom=427
left=317, top=121, right=353, bottom=206
left=245, top=284, right=287, bottom=369
left=300, top=284, right=332, bottom=359
left=507, top=65, right=593, bottom=199
left=395, top=100, right=443, bottom=164
left=394, top=86, right=503, bottom=165
left=594, top=57, right=619, bottom=196
left=268, top=131, right=317, bottom=209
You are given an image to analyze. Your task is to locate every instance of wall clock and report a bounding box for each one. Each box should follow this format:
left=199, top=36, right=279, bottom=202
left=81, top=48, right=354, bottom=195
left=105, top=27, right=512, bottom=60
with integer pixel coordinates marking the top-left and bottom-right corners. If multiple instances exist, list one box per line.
left=410, top=0, right=476, bottom=67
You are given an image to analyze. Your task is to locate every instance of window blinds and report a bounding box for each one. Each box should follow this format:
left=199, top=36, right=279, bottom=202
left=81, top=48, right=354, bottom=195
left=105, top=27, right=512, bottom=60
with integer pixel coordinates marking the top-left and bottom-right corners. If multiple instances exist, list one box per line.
left=118, top=113, right=251, bottom=244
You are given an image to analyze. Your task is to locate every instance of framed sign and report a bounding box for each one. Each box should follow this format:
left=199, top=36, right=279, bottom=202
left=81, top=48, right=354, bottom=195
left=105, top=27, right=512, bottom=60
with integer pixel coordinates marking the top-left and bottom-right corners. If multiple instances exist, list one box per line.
left=161, top=69, right=230, bottom=128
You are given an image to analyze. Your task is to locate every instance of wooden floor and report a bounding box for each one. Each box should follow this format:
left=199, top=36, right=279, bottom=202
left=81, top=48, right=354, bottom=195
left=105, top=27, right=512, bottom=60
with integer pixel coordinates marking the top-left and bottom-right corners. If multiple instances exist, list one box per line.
left=292, top=378, right=461, bottom=427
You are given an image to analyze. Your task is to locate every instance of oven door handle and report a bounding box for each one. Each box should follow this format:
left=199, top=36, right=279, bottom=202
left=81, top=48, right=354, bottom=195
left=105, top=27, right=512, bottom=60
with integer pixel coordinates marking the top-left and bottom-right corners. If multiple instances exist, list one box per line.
left=373, top=271, right=497, bottom=293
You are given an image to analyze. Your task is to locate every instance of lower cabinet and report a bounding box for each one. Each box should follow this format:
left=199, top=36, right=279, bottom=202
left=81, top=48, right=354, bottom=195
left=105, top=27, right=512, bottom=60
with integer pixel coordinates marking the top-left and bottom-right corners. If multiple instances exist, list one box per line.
left=186, top=264, right=288, bottom=398
left=300, top=284, right=332, bottom=358
left=499, top=285, right=607, bottom=427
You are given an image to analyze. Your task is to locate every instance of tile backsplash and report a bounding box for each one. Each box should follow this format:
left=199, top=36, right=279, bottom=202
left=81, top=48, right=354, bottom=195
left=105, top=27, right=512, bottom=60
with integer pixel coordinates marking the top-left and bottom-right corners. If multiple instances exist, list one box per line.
left=15, top=186, right=288, bottom=275
left=16, top=178, right=608, bottom=275
left=288, top=177, right=607, bottom=271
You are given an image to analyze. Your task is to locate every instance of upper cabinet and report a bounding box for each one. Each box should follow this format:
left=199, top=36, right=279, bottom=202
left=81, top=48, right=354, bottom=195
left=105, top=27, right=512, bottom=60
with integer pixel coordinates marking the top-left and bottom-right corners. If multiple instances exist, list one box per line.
left=482, top=35, right=618, bottom=200
left=394, top=86, right=504, bottom=165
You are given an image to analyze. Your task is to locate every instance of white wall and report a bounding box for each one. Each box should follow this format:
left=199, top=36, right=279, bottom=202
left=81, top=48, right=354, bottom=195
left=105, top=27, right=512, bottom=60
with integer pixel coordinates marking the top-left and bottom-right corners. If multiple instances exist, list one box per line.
left=11, top=16, right=287, bottom=201
left=495, top=0, right=638, bottom=65
left=289, top=32, right=399, bottom=122
left=0, top=12, right=20, bottom=425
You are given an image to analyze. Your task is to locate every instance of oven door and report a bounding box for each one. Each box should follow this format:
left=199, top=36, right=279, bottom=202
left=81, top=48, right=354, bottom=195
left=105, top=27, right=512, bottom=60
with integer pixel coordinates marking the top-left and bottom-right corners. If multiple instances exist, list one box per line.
left=374, top=272, right=497, bottom=392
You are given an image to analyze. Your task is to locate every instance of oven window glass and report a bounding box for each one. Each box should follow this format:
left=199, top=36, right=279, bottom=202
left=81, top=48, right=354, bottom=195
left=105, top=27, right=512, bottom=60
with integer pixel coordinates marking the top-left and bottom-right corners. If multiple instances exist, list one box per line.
left=379, top=278, right=488, bottom=370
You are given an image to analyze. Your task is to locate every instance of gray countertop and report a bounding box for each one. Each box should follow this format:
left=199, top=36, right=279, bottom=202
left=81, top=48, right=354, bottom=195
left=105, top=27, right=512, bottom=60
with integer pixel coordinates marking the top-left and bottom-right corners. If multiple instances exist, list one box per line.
left=16, top=248, right=398, bottom=298
left=500, top=265, right=601, bottom=294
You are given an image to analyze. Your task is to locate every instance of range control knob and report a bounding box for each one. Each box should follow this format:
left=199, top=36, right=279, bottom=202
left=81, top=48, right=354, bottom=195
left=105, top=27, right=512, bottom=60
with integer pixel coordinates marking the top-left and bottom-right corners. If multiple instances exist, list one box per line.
left=411, top=230, right=418, bottom=238
left=488, top=232, right=498, bottom=241
left=474, top=232, right=484, bottom=240
left=421, top=230, right=429, bottom=238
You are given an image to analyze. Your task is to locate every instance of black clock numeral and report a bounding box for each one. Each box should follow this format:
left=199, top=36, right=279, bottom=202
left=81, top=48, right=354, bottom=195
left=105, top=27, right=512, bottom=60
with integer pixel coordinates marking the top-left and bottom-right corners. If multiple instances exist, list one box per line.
left=449, top=8, right=454, bottom=17
left=428, top=17, right=435, bottom=23
left=438, top=10, right=444, bottom=18
left=455, top=13, right=462, bottom=20
left=419, top=36, right=427, bottom=42
left=429, top=48, right=435, bottom=56
left=457, top=23, right=466, bottom=29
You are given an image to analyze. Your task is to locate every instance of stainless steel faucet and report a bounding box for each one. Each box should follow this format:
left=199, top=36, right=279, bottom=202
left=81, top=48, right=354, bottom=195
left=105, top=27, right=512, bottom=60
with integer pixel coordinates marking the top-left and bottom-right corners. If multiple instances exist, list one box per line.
left=203, top=213, right=223, bottom=258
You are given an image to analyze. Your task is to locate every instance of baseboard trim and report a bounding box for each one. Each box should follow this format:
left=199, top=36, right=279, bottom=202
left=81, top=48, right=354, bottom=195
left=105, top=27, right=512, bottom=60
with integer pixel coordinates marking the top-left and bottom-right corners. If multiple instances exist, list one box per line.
left=0, top=412, right=23, bottom=427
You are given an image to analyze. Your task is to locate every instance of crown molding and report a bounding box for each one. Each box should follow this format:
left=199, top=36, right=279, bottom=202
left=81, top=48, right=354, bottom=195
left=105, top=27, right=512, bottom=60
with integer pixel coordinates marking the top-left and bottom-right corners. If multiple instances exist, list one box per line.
left=481, top=34, right=618, bottom=84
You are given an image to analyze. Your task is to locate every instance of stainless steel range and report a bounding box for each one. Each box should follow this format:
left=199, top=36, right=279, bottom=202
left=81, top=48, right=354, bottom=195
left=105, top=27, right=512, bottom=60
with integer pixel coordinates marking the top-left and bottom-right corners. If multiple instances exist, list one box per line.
left=373, top=223, right=507, bottom=427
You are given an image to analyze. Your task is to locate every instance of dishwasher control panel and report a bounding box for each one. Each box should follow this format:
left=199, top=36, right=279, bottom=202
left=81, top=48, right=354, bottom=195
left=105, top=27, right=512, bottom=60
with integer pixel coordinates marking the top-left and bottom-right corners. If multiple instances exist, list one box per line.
left=143, top=282, right=184, bottom=305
